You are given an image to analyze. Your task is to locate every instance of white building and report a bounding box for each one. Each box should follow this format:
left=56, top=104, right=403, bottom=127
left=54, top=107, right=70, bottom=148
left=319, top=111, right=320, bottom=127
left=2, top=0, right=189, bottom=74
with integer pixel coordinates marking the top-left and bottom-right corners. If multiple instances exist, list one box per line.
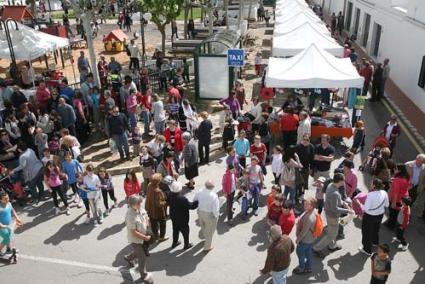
left=312, top=0, right=425, bottom=113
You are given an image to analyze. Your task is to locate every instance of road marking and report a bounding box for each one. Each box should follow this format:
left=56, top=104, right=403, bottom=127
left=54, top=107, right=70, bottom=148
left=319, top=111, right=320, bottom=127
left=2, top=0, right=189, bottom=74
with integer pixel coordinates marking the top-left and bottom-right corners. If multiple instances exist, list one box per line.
left=381, top=99, right=424, bottom=153
left=19, top=254, right=136, bottom=278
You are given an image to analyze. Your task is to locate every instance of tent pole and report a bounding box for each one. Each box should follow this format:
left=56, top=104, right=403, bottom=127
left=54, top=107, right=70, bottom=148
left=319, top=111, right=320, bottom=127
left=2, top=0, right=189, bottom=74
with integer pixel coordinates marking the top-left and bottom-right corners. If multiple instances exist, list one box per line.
left=60, top=49, right=65, bottom=68
left=54, top=51, right=58, bottom=65
left=44, top=55, right=49, bottom=69
left=28, top=59, right=36, bottom=88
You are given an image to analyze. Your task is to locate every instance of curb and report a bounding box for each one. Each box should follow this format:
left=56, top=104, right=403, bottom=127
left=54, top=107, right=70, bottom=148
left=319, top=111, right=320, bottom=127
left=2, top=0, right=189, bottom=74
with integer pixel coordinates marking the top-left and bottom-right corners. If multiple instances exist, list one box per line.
left=383, top=96, right=425, bottom=152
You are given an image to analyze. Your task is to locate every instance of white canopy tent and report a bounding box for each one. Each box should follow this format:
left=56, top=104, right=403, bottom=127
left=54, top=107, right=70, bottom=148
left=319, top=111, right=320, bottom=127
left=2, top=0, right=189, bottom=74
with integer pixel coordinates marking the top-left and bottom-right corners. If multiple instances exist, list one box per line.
left=272, top=22, right=343, bottom=57
left=0, top=23, right=69, bottom=61
left=275, top=0, right=309, bottom=8
left=265, top=44, right=364, bottom=89
left=275, top=9, right=321, bottom=24
left=274, top=12, right=329, bottom=35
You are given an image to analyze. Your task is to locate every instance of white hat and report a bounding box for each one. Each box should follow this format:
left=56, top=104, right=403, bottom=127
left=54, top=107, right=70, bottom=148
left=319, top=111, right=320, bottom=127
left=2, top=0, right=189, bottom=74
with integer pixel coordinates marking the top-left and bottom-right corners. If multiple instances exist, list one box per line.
left=170, top=181, right=182, bottom=193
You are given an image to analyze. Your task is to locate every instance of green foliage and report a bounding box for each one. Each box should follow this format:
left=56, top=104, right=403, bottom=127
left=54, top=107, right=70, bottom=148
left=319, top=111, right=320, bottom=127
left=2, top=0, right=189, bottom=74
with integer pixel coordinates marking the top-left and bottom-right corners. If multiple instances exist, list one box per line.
left=140, top=0, right=185, bottom=29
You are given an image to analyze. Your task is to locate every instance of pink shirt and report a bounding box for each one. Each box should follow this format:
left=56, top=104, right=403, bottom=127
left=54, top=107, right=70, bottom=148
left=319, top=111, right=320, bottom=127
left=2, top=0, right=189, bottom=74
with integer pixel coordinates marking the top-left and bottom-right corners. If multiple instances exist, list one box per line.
left=126, top=95, right=138, bottom=113
left=345, top=169, right=358, bottom=198
left=48, top=171, right=62, bottom=187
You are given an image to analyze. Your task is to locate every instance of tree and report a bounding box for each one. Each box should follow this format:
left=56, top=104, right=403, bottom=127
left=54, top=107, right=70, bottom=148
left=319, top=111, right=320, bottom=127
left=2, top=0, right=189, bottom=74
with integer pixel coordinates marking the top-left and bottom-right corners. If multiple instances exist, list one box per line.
left=183, top=0, right=190, bottom=39
left=139, top=0, right=184, bottom=53
left=199, top=0, right=214, bottom=35
left=67, top=0, right=106, bottom=86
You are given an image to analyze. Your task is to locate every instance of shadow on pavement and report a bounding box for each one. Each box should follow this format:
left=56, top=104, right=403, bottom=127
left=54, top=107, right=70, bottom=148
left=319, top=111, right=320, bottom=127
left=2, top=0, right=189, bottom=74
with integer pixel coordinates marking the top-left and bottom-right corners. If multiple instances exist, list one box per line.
left=43, top=214, right=95, bottom=245
left=15, top=200, right=57, bottom=234
left=327, top=252, right=368, bottom=280
left=112, top=244, right=135, bottom=284
left=98, top=222, right=126, bottom=240
left=248, top=219, right=270, bottom=251
left=287, top=254, right=330, bottom=284
left=148, top=242, right=206, bottom=277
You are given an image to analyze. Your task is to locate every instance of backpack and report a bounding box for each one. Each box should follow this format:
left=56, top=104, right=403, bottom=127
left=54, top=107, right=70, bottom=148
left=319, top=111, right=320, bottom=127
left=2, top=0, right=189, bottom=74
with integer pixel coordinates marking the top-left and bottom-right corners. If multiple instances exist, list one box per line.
left=312, top=213, right=324, bottom=238
left=281, top=164, right=295, bottom=185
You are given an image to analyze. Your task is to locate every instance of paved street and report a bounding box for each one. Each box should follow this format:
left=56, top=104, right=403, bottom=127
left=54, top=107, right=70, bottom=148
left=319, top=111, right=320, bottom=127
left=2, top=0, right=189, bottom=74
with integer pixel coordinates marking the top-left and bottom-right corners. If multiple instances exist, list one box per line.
left=1, top=101, right=425, bottom=284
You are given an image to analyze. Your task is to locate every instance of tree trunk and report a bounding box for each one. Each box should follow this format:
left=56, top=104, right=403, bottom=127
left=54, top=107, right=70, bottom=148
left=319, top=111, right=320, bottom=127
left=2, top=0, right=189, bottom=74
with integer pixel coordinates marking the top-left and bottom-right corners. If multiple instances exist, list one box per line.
left=238, top=0, right=243, bottom=27
left=30, top=0, right=37, bottom=18
left=183, top=0, right=190, bottom=39
left=159, top=26, right=166, bottom=53
left=208, top=7, right=213, bottom=35
left=224, top=0, right=229, bottom=30
left=82, top=14, right=100, bottom=86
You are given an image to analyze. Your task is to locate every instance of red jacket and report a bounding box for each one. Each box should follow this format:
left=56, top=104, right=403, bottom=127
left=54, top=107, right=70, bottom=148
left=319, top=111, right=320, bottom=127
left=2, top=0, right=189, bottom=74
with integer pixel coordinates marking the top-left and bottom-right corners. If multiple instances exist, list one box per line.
left=124, top=180, right=140, bottom=197
left=222, top=170, right=237, bottom=195
left=163, top=127, right=183, bottom=152
left=359, top=66, right=373, bottom=85
left=400, top=206, right=410, bottom=229
left=36, top=86, right=51, bottom=104
left=280, top=113, right=299, bottom=132
left=267, top=203, right=281, bottom=222
left=278, top=209, right=296, bottom=235
left=389, top=177, right=409, bottom=206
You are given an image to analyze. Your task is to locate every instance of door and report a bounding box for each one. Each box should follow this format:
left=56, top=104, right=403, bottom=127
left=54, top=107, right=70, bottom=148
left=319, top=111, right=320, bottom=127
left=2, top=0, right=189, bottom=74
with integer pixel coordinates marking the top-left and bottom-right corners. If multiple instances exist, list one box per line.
left=353, top=8, right=361, bottom=37
left=372, top=23, right=382, bottom=57
left=345, top=2, right=353, bottom=31
left=362, top=13, right=371, bottom=47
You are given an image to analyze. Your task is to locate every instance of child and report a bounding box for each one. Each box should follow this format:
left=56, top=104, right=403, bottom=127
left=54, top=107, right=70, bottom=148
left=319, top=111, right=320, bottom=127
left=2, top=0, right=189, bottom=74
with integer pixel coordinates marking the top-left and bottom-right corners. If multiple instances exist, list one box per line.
left=123, top=169, right=141, bottom=199
left=254, top=52, right=262, bottom=76
left=393, top=196, right=411, bottom=251
left=132, top=126, right=142, bottom=157
left=34, top=127, right=48, bottom=158
left=222, top=107, right=235, bottom=150
left=0, top=191, right=22, bottom=258
left=271, top=146, right=283, bottom=184
left=370, top=244, right=392, bottom=284
left=147, top=134, right=166, bottom=168
left=44, top=161, right=70, bottom=215
left=62, top=151, right=83, bottom=207
left=41, top=148, right=52, bottom=166
left=313, top=177, right=326, bottom=214
left=267, top=184, right=282, bottom=211
left=76, top=173, right=91, bottom=224
left=248, top=157, right=263, bottom=216
left=222, top=164, right=238, bottom=224
left=139, top=146, right=155, bottom=196
left=267, top=194, right=284, bottom=226
left=237, top=169, right=251, bottom=219
left=351, top=120, right=365, bottom=153
left=98, top=167, right=118, bottom=215
left=48, top=135, right=60, bottom=156
left=83, top=164, right=103, bottom=225
left=278, top=200, right=296, bottom=235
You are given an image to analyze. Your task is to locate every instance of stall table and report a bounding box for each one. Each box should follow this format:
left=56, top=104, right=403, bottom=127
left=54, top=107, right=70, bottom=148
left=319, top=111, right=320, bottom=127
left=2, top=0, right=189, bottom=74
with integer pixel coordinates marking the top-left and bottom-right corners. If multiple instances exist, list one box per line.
left=311, top=126, right=353, bottom=138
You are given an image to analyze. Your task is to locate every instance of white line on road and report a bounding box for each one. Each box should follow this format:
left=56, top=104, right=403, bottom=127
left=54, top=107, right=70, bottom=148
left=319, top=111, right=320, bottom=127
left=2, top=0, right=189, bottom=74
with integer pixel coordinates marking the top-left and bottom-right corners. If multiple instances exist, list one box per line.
left=19, top=254, right=136, bottom=279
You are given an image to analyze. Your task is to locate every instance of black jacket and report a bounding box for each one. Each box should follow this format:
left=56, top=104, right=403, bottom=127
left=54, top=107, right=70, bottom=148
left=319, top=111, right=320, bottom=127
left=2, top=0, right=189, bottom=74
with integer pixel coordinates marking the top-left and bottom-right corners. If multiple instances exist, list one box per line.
left=107, top=113, right=129, bottom=136
left=197, top=119, right=212, bottom=144
left=168, top=192, right=198, bottom=226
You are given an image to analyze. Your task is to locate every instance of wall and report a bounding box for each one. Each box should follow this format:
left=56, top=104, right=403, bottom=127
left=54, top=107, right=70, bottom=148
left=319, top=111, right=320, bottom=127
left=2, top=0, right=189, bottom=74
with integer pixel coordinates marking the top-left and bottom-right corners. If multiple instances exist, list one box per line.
left=315, top=0, right=425, bottom=113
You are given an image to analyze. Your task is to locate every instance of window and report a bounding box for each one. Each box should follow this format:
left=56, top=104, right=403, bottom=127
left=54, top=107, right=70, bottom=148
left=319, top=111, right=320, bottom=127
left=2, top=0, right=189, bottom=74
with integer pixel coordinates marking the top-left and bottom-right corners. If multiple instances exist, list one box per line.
left=372, top=23, right=382, bottom=57
left=362, top=13, right=371, bottom=47
left=353, top=8, right=361, bottom=37
left=419, top=56, right=425, bottom=88
left=345, top=1, right=353, bottom=31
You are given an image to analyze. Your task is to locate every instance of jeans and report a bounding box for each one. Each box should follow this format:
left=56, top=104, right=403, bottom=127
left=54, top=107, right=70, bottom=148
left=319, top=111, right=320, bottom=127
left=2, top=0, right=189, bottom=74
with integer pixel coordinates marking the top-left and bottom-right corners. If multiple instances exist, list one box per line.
left=127, top=112, right=137, bottom=130
left=296, top=242, right=313, bottom=271
left=154, top=121, right=165, bottom=135
left=27, top=168, right=45, bottom=201
left=129, top=57, right=139, bottom=71
left=142, top=111, right=151, bottom=135
left=101, top=189, right=117, bottom=210
left=112, top=133, right=130, bottom=159
left=226, top=191, right=235, bottom=221
left=283, top=186, right=296, bottom=205
left=271, top=267, right=289, bottom=284
left=51, top=185, right=68, bottom=208
left=251, top=184, right=260, bottom=212
left=198, top=142, right=210, bottom=164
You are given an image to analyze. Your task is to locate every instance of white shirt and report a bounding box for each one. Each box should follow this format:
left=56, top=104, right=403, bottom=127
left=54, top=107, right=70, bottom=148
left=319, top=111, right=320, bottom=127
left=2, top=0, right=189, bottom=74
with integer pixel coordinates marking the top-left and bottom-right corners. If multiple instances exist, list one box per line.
left=411, top=163, right=422, bottom=186
left=271, top=153, right=283, bottom=175
left=362, top=190, right=389, bottom=216
left=83, top=173, right=100, bottom=190
left=250, top=103, right=263, bottom=125
left=194, top=187, right=220, bottom=218
left=297, top=118, right=311, bottom=144
left=152, top=101, right=166, bottom=122
left=385, top=124, right=394, bottom=141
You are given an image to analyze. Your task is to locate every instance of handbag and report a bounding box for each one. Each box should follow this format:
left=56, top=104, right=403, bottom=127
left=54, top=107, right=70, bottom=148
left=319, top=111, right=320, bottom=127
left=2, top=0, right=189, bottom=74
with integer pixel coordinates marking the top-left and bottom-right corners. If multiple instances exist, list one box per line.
left=281, top=164, right=295, bottom=184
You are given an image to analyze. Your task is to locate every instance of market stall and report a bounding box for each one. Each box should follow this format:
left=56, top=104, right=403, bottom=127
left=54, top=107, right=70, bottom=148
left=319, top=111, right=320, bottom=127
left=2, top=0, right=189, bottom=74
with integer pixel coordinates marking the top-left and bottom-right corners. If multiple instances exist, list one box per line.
left=265, top=44, right=364, bottom=139
left=103, top=29, right=128, bottom=52
left=274, top=12, right=329, bottom=35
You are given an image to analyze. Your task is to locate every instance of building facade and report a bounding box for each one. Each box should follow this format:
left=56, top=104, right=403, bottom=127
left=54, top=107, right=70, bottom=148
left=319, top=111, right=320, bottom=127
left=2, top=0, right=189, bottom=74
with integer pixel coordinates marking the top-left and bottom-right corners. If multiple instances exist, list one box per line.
left=313, top=0, right=425, bottom=113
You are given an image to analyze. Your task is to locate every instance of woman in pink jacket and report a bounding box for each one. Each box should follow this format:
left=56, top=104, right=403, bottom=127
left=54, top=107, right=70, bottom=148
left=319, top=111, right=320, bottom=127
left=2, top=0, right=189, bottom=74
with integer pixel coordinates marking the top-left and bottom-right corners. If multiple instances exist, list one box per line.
left=126, top=89, right=139, bottom=130
left=36, top=81, right=51, bottom=113
left=222, top=164, right=238, bottom=225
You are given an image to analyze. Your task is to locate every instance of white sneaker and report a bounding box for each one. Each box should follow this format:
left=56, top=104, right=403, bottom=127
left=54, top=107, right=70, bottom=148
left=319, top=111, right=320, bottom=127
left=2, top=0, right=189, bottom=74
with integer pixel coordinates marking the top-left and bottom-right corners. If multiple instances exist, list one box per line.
left=401, top=244, right=409, bottom=251
left=94, top=220, right=99, bottom=227
left=65, top=209, right=71, bottom=216
left=392, top=237, right=401, bottom=243
left=104, top=211, right=109, bottom=217
left=143, top=272, right=154, bottom=283
left=55, top=208, right=61, bottom=215
left=112, top=201, right=118, bottom=208
left=358, top=247, right=372, bottom=256
left=77, top=202, right=83, bottom=209
left=84, top=217, right=91, bottom=224
left=98, top=218, right=103, bottom=224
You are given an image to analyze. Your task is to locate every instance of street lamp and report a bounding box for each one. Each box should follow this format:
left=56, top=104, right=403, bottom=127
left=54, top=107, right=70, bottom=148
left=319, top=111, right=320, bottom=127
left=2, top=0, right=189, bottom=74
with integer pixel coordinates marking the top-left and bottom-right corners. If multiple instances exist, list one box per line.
left=0, top=18, right=22, bottom=80
left=140, top=11, right=152, bottom=67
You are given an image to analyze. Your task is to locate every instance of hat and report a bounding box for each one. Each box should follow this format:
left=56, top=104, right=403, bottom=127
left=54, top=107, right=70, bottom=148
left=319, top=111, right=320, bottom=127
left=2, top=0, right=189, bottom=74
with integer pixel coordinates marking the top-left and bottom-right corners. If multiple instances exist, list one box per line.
left=317, top=177, right=326, bottom=183
left=170, top=181, right=182, bottom=193
left=163, top=176, right=174, bottom=185
left=270, top=225, right=282, bottom=241
left=390, top=114, right=397, bottom=120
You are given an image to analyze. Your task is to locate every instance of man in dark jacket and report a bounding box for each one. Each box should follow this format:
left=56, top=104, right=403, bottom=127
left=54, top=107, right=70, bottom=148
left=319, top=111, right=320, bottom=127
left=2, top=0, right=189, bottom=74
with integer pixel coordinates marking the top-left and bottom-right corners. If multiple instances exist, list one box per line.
left=260, top=225, right=294, bottom=283
left=168, top=181, right=198, bottom=249
left=57, top=98, right=77, bottom=137
left=197, top=111, right=213, bottom=164
left=107, top=106, right=130, bottom=160
left=295, top=133, right=315, bottom=202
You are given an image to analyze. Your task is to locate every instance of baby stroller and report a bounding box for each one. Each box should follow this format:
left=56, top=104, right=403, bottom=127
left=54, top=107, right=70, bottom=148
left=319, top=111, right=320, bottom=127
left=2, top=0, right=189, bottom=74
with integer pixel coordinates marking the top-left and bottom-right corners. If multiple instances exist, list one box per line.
left=0, top=164, right=26, bottom=206
left=359, top=135, right=390, bottom=174
left=237, top=114, right=254, bottom=143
